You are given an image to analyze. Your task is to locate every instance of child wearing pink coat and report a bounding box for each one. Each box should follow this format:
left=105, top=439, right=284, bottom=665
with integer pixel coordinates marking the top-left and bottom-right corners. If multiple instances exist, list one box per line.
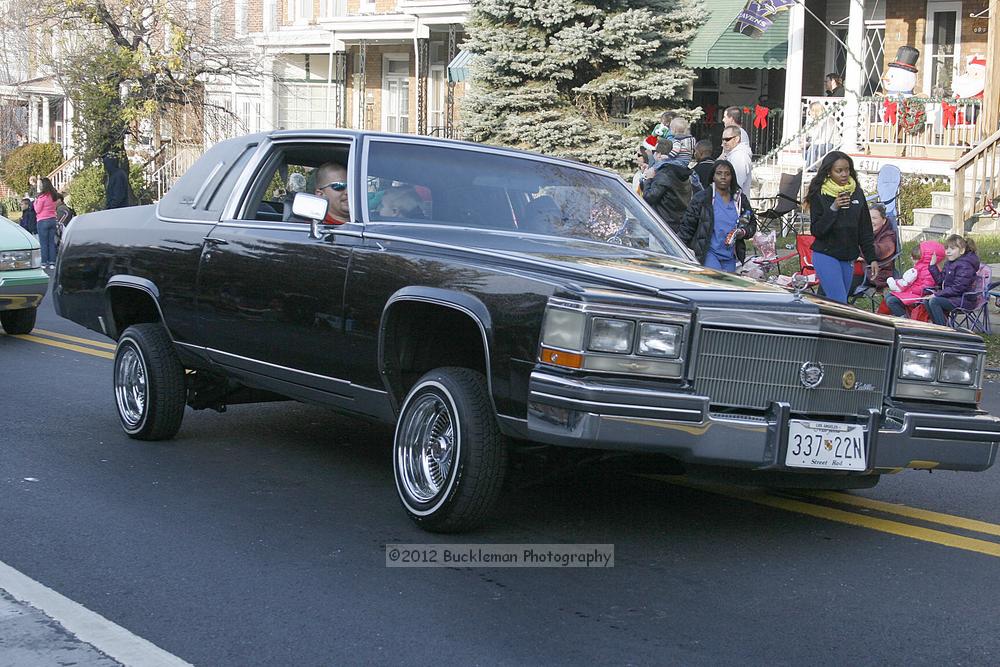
left=884, top=239, right=946, bottom=317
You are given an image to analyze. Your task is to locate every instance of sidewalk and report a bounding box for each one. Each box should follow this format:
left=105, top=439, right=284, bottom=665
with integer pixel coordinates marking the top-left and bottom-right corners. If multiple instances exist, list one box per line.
left=0, top=590, right=121, bottom=666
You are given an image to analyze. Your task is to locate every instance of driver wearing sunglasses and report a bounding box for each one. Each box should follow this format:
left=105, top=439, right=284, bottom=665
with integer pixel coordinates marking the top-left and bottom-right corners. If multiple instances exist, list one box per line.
left=314, top=162, right=350, bottom=225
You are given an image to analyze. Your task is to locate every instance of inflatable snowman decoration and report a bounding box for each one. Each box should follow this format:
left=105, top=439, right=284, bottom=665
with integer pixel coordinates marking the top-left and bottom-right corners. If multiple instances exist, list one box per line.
left=883, top=46, right=920, bottom=97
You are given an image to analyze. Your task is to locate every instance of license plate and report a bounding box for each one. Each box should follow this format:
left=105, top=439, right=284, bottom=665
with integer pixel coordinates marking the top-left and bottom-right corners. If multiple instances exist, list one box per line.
left=785, top=420, right=866, bottom=471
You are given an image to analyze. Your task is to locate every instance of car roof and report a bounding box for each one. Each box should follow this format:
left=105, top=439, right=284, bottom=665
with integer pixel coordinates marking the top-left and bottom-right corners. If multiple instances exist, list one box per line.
left=265, top=129, right=615, bottom=178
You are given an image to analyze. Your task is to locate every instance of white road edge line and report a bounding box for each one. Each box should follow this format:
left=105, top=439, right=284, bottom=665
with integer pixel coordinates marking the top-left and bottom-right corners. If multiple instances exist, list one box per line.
left=0, top=559, right=192, bottom=667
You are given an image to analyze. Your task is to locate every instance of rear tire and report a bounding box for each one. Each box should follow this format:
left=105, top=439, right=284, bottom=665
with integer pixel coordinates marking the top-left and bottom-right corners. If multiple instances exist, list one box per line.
left=0, top=307, right=37, bottom=335
left=114, top=323, right=186, bottom=440
left=393, top=367, right=508, bottom=533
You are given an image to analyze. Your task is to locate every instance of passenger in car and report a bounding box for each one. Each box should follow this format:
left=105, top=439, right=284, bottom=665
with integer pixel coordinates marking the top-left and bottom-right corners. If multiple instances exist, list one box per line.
left=376, top=187, right=426, bottom=220
left=314, top=162, right=350, bottom=225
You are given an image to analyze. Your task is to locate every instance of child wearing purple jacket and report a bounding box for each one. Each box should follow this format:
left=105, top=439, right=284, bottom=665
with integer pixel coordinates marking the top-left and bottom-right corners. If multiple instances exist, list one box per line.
left=925, top=234, right=981, bottom=326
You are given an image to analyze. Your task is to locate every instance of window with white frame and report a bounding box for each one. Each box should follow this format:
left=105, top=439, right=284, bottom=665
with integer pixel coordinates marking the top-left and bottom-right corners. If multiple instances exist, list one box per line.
left=287, top=0, right=314, bottom=23
left=924, top=2, right=961, bottom=96
left=428, top=43, right=447, bottom=132
left=322, top=0, right=347, bottom=17
left=234, top=0, right=247, bottom=36
left=382, top=55, right=410, bottom=133
left=210, top=0, right=222, bottom=39
left=275, top=54, right=344, bottom=130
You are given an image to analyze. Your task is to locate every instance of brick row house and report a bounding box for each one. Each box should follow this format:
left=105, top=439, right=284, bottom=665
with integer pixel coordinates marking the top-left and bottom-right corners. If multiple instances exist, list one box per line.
left=1, top=0, right=997, bottom=232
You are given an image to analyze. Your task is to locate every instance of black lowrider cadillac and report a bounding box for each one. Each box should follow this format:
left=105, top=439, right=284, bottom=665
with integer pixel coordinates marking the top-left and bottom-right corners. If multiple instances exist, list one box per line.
left=54, top=131, right=999, bottom=531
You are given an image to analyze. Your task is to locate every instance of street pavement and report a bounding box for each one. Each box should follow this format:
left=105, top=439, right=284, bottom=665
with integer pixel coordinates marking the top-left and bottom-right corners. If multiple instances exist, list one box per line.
left=3, top=280, right=1000, bottom=665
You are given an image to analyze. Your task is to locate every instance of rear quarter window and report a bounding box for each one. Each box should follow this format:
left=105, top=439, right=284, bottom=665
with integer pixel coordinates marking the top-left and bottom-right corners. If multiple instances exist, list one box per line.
left=157, top=135, right=261, bottom=222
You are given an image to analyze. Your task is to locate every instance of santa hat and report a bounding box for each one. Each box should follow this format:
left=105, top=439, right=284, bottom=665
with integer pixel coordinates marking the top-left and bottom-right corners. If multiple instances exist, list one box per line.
left=968, top=55, right=986, bottom=70
left=639, top=135, right=658, bottom=153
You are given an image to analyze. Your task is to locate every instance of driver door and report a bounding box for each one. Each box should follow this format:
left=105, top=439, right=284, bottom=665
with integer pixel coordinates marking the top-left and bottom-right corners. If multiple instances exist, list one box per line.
left=195, top=138, right=364, bottom=404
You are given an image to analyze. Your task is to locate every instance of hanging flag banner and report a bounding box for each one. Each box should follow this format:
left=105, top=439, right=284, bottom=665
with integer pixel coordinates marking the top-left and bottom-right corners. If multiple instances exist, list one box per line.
left=734, top=0, right=796, bottom=39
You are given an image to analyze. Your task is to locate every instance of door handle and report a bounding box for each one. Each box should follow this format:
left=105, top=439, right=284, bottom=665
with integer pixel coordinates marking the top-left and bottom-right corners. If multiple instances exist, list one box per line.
left=203, top=236, right=229, bottom=246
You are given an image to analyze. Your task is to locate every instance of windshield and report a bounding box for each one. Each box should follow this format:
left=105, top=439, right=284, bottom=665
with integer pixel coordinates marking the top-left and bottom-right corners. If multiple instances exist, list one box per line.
left=364, top=139, right=687, bottom=257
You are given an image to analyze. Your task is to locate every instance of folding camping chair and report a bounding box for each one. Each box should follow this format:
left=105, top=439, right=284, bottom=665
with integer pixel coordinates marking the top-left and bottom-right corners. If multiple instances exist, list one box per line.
left=754, top=170, right=803, bottom=237
left=870, top=164, right=902, bottom=227
left=949, top=264, right=992, bottom=334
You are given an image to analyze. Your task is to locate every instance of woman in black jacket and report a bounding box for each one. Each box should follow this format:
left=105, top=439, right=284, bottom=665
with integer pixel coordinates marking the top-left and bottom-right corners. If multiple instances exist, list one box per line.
left=806, top=151, right=878, bottom=303
left=678, top=160, right=756, bottom=272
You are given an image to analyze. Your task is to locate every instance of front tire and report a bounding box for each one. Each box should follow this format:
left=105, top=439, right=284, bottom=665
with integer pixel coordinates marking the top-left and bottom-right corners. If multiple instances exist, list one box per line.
left=0, top=307, right=37, bottom=335
left=394, top=367, right=508, bottom=532
left=114, top=323, right=186, bottom=440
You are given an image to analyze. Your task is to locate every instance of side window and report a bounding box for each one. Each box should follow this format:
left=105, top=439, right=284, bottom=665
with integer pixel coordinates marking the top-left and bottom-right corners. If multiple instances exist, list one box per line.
left=158, top=136, right=258, bottom=221
left=240, top=142, right=351, bottom=222
left=367, top=177, right=432, bottom=222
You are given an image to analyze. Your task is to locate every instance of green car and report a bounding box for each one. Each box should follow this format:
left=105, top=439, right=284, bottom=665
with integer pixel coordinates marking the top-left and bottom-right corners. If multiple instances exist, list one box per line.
left=0, top=215, right=48, bottom=334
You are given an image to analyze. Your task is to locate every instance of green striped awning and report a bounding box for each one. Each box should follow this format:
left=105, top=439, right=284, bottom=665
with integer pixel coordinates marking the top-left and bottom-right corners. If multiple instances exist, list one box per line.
left=685, top=0, right=789, bottom=70
left=447, top=50, right=473, bottom=83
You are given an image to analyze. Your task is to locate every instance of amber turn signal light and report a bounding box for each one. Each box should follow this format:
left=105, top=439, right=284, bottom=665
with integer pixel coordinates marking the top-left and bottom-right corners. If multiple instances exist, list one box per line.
left=540, top=347, right=583, bottom=369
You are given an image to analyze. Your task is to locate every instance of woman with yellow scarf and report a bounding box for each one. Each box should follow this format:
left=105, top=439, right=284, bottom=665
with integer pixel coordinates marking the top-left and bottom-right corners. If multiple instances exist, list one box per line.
left=805, top=152, right=879, bottom=303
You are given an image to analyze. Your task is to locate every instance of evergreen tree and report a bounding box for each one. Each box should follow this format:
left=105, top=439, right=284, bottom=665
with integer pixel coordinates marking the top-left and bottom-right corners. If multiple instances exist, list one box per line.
left=461, top=0, right=705, bottom=171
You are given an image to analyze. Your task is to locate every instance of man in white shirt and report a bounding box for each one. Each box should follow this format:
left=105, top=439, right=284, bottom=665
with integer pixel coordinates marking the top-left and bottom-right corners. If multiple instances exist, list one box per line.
left=722, top=107, right=751, bottom=152
left=720, top=128, right=753, bottom=195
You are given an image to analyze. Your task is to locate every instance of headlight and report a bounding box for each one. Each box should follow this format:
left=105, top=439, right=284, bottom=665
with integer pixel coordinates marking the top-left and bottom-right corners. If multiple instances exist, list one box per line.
left=939, top=353, right=977, bottom=385
left=540, top=307, right=585, bottom=350
left=637, top=322, right=682, bottom=358
left=900, top=349, right=937, bottom=381
left=0, top=249, right=40, bottom=270
left=589, top=317, right=634, bottom=353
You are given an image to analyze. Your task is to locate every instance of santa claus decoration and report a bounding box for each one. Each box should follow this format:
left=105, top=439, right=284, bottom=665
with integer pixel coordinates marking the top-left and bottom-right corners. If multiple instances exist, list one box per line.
left=953, top=55, right=987, bottom=99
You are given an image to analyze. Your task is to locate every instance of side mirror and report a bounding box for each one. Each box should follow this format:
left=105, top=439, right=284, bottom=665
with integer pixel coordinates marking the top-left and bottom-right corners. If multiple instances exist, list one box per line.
left=290, top=192, right=330, bottom=240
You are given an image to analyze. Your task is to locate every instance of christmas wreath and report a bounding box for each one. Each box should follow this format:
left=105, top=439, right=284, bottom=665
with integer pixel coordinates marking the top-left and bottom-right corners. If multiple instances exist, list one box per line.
left=898, top=98, right=926, bottom=135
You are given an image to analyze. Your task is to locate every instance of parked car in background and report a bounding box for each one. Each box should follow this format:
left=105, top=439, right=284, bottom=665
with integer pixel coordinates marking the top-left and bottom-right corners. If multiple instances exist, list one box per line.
left=0, top=215, right=47, bottom=334
left=53, top=131, right=999, bottom=532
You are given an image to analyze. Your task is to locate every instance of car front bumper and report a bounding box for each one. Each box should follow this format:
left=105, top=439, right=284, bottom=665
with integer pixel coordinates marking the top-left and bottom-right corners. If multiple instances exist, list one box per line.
left=0, top=269, right=48, bottom=311
left=527, top=371, right=999, bottom=474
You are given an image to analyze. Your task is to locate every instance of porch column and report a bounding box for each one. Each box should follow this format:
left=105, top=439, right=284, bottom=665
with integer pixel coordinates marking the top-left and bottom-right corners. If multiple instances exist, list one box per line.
left=261, top=55, right=276, bottom=131
left=28, top=96, right=38, bottom=143
left=984, top=4, right=1000, bottom=133
left=41, top=97, right=51, bottom=143
left=781, top=3, right=805, bottom=144
left=841, top=0, right=865, bottom=153
left=63, top=97, right=74, bottom=157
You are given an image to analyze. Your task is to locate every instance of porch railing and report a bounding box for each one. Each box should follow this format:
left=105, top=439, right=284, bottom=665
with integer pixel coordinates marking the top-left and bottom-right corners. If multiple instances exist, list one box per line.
left=145, top=145, right=200, bottom=201
left=47, top=155, right=83, bottom=194
left=857, top=97, right=984, bottom=158
left=951, top=127, right=1000, bottom=233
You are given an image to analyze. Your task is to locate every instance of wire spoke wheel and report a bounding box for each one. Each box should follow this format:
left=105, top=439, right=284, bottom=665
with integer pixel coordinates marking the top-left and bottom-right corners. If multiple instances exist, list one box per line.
left=397, top=395, right=456, bottom=503
left=114, top=344, right=147, bottom=429
left=393, top=368, right=508, bottom=533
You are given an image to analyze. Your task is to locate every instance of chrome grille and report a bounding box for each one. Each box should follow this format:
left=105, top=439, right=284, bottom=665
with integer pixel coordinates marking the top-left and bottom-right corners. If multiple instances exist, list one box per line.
left=695, top=328, right=891, bottom=416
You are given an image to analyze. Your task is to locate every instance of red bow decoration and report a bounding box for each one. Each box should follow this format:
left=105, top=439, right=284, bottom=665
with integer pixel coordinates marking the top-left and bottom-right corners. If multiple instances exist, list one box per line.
left=704, top=103, right=718, bottom=127
left=883, top=100, right=898, bottom=125
left=742, top=106, right=751, bottom=114
left=941, top=101, right=957, bottom=128
left=753, top=104, right=769, bottom=129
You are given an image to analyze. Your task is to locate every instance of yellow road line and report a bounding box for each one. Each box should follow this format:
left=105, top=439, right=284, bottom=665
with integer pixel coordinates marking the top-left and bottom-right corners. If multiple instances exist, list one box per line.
left=33, top=328, right=116, bottom=350
left=646, top=476, right=1000, bottom=559
left=807, top=490, right=1000, bottom=538
left=13, top=334, right=114, bottom=360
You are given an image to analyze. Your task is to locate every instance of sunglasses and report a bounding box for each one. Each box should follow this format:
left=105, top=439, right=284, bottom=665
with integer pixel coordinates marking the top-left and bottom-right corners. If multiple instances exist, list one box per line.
left=320, top=181, right=347, bottom=192
left=722, top=136, right=738, bottom=143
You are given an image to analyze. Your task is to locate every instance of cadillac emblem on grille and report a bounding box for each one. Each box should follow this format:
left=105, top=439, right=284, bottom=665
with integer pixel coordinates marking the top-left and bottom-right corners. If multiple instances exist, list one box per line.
left=842, top=370, right=857, bottom=390
left=799, top=361, right=825, bottom=389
